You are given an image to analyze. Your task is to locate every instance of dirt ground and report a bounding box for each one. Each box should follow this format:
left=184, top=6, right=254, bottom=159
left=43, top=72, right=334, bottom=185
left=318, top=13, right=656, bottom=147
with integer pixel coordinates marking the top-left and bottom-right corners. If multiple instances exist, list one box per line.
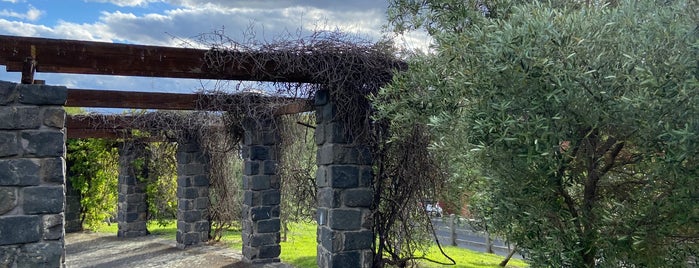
left=64, top=232, right=291, bottom=268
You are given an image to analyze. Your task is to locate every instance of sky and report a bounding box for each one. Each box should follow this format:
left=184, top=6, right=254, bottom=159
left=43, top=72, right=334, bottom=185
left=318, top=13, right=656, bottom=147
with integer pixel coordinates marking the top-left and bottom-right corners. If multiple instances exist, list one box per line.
left=0, top=0, right=428, bottom=95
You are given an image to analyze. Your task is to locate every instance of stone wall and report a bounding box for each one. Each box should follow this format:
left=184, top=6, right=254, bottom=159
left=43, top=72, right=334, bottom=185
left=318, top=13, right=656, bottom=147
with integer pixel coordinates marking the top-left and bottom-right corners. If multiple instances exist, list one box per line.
left=117, top=141, right=149, bottom=238
left=176, top=134, right=210, bottom=248
left=315, top=89, right=374, bottom=268
left=64, top=177, right=82, bottom=233
left=0, top=81, right=67, bottom=267
left=241, top=116, right=282, bottom=263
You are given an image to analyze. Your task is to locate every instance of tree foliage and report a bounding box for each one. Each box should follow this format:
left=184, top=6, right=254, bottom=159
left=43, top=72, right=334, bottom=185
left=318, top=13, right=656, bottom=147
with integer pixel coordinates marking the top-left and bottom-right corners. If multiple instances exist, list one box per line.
left=67, top=137, right=181, bottom=230
left=66, top=138, right=119, bottom=229
left=383, top=0, right=699, bottom=266
left=144, top=142, right=178, bottom=226
left=277, top=114, right=318, bottom=241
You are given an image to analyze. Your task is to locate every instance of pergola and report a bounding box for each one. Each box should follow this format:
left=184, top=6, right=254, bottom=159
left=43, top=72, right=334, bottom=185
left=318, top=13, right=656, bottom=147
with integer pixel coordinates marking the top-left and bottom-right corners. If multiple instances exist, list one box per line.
left=0, top=34, right=394, bottom=267
left=0, top=34, right=314, bottom=138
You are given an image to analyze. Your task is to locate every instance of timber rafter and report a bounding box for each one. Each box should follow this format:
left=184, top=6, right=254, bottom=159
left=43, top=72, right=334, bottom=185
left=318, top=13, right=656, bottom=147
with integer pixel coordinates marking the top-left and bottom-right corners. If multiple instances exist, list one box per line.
left=0, top=35, right=391, bottom=139
left=64, top=89, right=313, bottom=139
left=65, top=88, right=313, bottom=113
left=0, top=35, right=315, bottom=82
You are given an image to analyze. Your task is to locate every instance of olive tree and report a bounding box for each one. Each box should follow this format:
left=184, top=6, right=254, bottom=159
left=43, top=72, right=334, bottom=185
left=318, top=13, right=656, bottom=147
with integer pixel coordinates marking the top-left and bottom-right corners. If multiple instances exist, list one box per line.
left=380, top=0, right=699, bottom=266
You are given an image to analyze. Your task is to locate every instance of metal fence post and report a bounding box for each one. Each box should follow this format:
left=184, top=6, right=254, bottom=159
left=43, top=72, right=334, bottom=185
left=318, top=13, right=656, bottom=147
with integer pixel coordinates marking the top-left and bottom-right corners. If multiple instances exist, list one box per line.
left=449, top=214, right=457, bottom=246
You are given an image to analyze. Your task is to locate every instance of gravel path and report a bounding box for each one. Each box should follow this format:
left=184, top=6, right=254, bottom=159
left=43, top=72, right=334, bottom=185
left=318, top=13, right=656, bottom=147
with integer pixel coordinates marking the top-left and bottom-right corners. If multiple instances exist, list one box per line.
left=65, top=232, right=288, bottom=268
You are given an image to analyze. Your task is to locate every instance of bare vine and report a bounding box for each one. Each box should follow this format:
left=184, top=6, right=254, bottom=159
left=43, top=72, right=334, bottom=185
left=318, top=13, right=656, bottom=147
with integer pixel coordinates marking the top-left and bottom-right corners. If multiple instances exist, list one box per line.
left=73, top=28, right=448, bottom=267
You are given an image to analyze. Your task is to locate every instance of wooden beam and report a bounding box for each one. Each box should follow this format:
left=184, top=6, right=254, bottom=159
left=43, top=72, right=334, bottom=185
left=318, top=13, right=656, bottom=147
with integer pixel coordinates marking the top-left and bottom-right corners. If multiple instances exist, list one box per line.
left=0, top=35, right=314, bottom=82
left=66, top=89, right=199, bottom=110
left=65, top=88, right=314, bottom=114
left=66, top=128, right=172, bottom=141
left=66, top=128, right=126, bottom=139
left=66, top=115, right=178, bottom=140
left=67, top=115, right=137, bottom=130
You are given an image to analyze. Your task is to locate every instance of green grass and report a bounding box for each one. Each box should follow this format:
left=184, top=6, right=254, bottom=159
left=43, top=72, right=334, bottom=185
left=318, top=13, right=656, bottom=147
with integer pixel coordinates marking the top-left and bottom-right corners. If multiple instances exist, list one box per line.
left=280, top=222, right=319, bottom=267
left=92, top=220, right=179, bottom=239
left=218, top=226, right=243, bottom=250
left=417, top=246, right=528, bottom=268
left=92, top=222, right=118, bottom=233
left=90, top=221, right=527, bottom=268
left=278, top=222, right=528, bottom=268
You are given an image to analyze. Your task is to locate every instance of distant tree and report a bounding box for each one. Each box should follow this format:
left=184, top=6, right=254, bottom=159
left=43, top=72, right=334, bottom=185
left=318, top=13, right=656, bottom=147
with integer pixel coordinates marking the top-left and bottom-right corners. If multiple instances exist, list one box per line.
left=67, top=138, right=119, bottom=229
left=144, top=141, right=178, bottom=226
left=382, top=0, right=699, bottom=266
left=278, top=114, right=317, bottom=241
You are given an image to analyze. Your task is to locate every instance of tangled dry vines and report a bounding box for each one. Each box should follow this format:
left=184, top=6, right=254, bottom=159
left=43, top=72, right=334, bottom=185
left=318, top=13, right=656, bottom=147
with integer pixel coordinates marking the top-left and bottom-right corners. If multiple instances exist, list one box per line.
left=74, top=29, right=445, bottom=266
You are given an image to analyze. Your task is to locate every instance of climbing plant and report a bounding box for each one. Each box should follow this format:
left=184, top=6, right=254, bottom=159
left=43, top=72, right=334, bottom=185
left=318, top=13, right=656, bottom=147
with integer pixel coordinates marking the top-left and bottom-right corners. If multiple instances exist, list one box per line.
left=69, top=28, right=446, bottom=267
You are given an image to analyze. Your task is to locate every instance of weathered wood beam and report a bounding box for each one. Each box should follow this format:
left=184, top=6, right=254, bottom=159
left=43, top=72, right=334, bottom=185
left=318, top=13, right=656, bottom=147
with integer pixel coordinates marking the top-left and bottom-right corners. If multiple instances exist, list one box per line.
left=66, top=115, right=139, bottom=130
left=66, top=115, right=181, bottom=140
left=0, top=35, right=314, bottom=82
left=66, top=89, right=199, bottom=110
left=65, top=88, right=313, bottom=114
left=65, top=128, right=173, bottom=141
left=65, top=115, right=216, bottom=140
left=66, top=128, right=126, bottom=139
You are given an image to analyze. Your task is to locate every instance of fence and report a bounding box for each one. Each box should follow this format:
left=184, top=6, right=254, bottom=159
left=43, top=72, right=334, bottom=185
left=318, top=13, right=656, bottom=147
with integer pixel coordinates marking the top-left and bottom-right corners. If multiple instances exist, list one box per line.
left=432, top=215, right=519, bottom=258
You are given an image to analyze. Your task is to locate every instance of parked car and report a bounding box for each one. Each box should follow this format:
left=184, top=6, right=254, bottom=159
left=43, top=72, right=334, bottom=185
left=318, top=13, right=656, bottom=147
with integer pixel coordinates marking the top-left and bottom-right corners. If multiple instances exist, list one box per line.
left=424, top=201, right=443, bottom=217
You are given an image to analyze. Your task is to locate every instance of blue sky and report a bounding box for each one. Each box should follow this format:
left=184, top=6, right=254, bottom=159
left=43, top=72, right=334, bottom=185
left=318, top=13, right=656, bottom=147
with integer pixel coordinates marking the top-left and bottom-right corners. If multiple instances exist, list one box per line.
left=0, top=0, right=428, bottom=95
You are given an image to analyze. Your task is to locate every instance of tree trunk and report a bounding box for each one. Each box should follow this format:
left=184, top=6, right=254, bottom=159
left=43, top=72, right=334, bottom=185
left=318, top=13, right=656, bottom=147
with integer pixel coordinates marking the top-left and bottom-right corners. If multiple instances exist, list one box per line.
left=583, top=250, right=596, bottom=268
left=499, top=245, right=518, bottom=267
left=485, top=232, right=493, bottom=254
left=281, top=221, right=288, bottom=242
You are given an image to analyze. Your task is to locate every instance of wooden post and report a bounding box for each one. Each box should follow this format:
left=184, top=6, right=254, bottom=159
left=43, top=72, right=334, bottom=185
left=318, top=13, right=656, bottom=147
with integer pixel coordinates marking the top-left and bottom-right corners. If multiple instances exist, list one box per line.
left=449, top=214, right=457, bottom=246
left=21, top=57, right=35, bottom=84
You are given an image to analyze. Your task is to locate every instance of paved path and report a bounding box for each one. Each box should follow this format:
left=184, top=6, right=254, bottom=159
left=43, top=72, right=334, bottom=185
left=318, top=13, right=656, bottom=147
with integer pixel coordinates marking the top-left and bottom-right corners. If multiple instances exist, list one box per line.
left=65, top=232, right=290, bottom=268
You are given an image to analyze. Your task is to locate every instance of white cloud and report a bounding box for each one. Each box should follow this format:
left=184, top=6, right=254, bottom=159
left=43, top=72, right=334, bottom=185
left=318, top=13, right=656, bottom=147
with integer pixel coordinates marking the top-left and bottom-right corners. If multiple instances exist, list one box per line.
left=0, top=5, right=44, bottom=21
left=24, top=5, right=42, bottom=20
left=0, top=1, right=396, bottom=46
left=53, top=20, right=115, bottom=42
left=81, top=4, right=391, bottom=47
left=0, top=1, right=431, bottom=91
left=1, top=0, right=24, bottom=3
left=85, top=0, right=163, bottom=7
left=0, top=18, right=52, bottom=36
left=169, top=0, right=382, bottom=12
left=0, top=18, right=115, bottom=42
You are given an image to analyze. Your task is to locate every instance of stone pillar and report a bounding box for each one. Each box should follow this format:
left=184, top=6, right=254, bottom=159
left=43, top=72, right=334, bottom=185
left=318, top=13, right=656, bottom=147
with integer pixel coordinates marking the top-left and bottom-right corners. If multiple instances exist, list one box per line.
left=0, top=81, right=67, bottom=267
left=117, top=141, right=149, bottom=237
left=176, top=134, right=210, bottom=248
left=65, top=178, right=83, bottom=233
left=241, top=116, right=281, bottom=263
left=64, top=177, right=82, bottom=233
left=315, top=89, right=374, bottom=268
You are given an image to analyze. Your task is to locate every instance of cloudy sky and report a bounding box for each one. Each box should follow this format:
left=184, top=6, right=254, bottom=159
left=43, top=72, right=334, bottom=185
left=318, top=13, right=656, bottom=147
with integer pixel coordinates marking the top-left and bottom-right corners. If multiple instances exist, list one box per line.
left=0, top=0, right=426, bottom=95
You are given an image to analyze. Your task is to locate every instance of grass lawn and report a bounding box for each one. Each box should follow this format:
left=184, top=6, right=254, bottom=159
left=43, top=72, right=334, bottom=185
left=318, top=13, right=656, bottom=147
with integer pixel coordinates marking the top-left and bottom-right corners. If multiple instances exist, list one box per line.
left=92, top=221, right=527, bottom=268
left=93, top=220, right=179, bottom=239
left=279, top=221, right=319, bottom=267
left=279, top=222, right=528, bottom=268
left=417, top=245, right=528, bottom=268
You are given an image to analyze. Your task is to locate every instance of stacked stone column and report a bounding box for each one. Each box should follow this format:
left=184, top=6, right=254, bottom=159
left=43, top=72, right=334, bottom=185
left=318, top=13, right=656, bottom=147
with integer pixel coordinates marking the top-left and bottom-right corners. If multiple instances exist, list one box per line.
left=0, top=81, right=67, bottom=267
left=241, top=116, right=281, bottom=263
left=315, top=89, right=375, bottom=268
left=117, top=141, right=149, bottom=237
left=176, top=134, right=210, bottom=248
left=64, top=177, right=82, bottom=233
